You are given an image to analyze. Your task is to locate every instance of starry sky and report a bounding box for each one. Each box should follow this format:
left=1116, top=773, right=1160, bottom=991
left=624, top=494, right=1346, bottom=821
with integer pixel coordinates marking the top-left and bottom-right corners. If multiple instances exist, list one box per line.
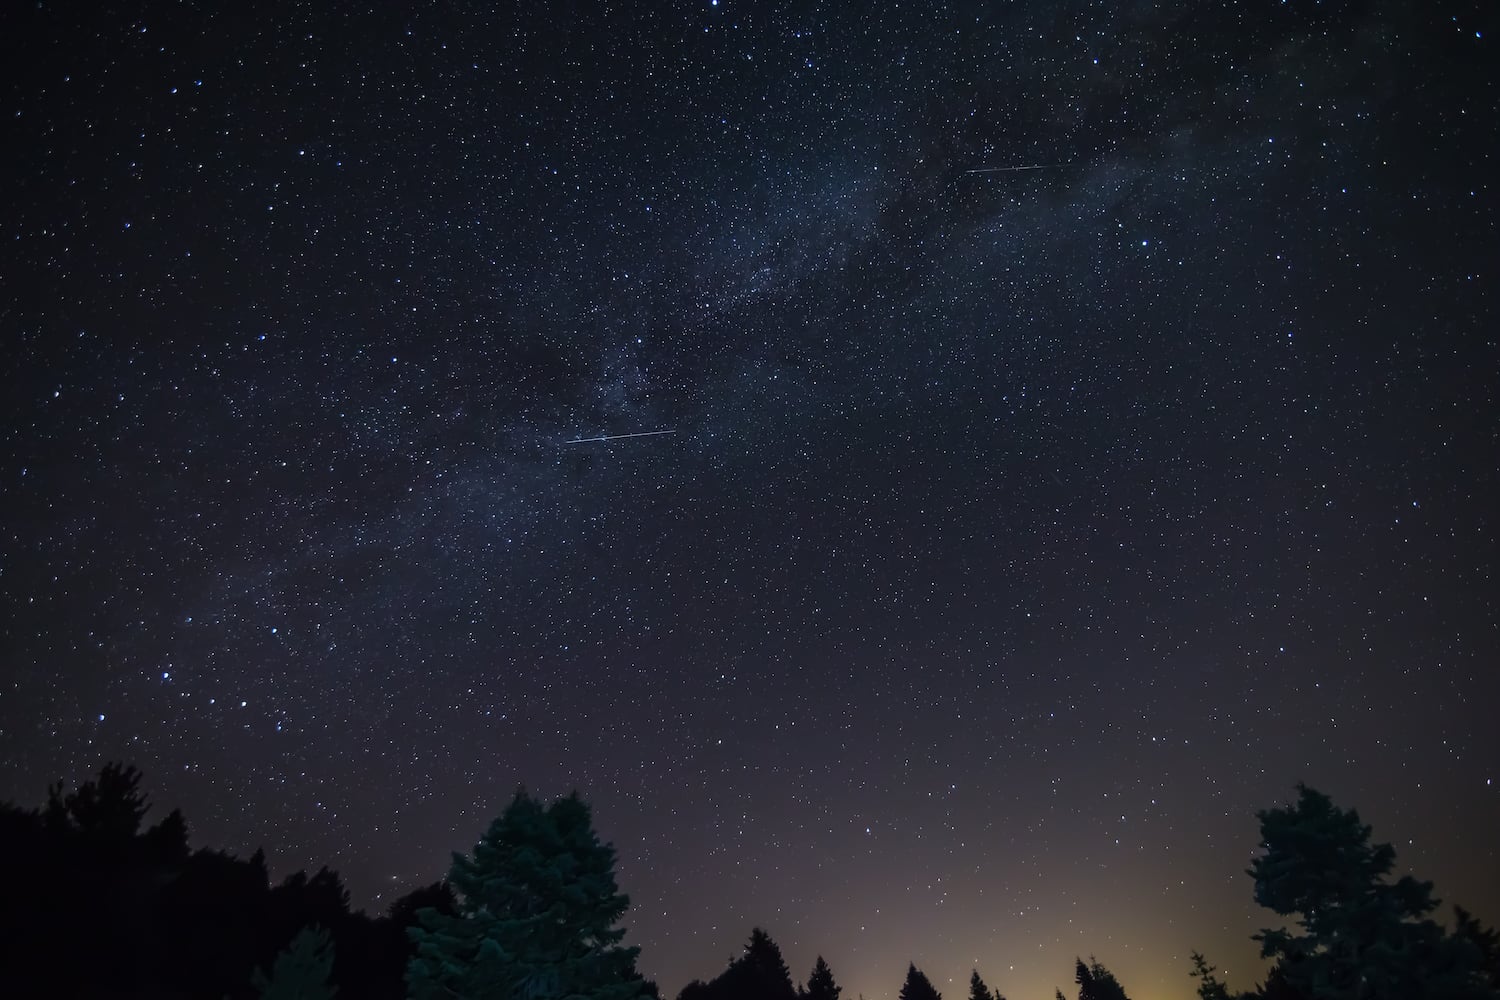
left=3, top=1, right=1497, bottom=998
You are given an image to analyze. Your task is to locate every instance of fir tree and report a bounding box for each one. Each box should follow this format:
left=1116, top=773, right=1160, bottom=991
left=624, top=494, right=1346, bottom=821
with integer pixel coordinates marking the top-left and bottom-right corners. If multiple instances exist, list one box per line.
left=1074, top=957, right=1130, bottom=1000
left=252, top=924, right=338, bottom=1000
left=1249, top=784, right=1497, bottom=1000
left=968, top=970, right=987, bottom=1000
left=968, top=969, right=1006, bottom=1000
left=406, top=790, right=648, bottom=1000
left=805, top=956, right=841, bottom=1000
left=899, top=964, right=942, bottom=1000
left=672, top=929, right=794, bottom=1000
left=721, top=928, right=798, bottom=1000
left=742, top=927, right=797, bottom=999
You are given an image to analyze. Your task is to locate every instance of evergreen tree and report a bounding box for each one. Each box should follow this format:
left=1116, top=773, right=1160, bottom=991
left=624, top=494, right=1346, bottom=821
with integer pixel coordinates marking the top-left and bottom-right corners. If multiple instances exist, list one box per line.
left=2, top=764, right=414, bottom=998
left=406, top=790, right=649, bottom=1000
left=720, top=928, right=798, bottom=1000
left=805, top=956, right=841, bottom=1000
left=969, top=969, right=1006, bottom=1000
left=1249, top=784, right=1496, bottom=1000
left=672, top=929, right=795, bottom=1000
left=899, top=963, right=942, bottom=1000
left=48, top=762, right=149, bottom=842
left=1456, top=906, right=1500, bottom=993
left=253, top=924, right=338, bottom=1000
left=1188, top=952, right=1238, bottom=1000
left=1074, top=957, right=1130, bottom=1000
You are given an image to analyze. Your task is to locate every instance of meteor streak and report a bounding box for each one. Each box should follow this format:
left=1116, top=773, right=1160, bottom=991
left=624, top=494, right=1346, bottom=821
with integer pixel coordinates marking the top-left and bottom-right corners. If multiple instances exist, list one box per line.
left=564, top=429, right=677, bottom=444
left=963, top=164, right=1056, bottom=174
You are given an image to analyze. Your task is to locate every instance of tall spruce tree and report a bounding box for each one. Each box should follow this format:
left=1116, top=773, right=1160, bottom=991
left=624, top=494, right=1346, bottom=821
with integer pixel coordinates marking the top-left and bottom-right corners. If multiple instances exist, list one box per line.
left=899, top=964, right=942, bottom=1000
left=805, top=956, right=841, bottom=1000
left=406, top=790, right=648, bottom=1000
left=1249, top=784, right=1497, bottom=1000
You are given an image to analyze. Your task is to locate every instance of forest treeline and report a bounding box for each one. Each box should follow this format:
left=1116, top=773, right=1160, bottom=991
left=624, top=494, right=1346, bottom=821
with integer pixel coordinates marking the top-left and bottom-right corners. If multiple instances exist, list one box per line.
left=2, top=766, right=1497, bottom=999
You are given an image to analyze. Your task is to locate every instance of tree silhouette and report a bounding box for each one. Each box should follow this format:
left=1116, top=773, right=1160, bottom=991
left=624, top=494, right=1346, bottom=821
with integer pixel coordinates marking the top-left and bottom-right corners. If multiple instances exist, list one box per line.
left=1250, top=784, right=1496, bottom=999
left=899, top=963, right=942, bottom=1000
left=806, top=956, right=842, bottom=1000
left=1188, top=952, right=1243, bottom=1000
left=677, top=979, right=717, bottom=1000
left=969, top=968, right=1006, bottom=1000
left=0, top=762, right=215, bottom=995
left=1456, top=906, right=1500, bottom=994
left=406, top=789, right=650, bottom=1000
left=253, top=924, right=338, bottom=999
left=0, top=763, right=433, bottom=998
left=47, top=761, right=150, bottom=842
left=675, top=928, right=798, bottom=1000
left=723, top=928, right=798, bottom=1000
left=1073, top=957, right=1130, bottom=1000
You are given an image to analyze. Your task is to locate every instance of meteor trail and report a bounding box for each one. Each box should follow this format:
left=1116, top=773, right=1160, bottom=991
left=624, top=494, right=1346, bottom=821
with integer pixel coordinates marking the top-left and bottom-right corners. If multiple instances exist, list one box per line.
left=564, top=429, right=677, bottom=444
left=963, top=164, right=1056, bottom=174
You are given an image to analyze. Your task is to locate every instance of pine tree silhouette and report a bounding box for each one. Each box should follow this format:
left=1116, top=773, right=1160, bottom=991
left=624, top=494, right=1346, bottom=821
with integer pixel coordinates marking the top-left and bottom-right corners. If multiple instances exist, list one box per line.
left=723, top=928, right=798, bottom=1000
left=1074, top=957, right=1130, bottom=1000
left=805, top=956, right=842, bottom=1000
left=1251, top=784, right=1497, bottom=1000
left=406, top=790, right=650, bottom=1000
left=899, top=963, right=942, bottom=1000
left=969, top=968, right=1006, bottom=1000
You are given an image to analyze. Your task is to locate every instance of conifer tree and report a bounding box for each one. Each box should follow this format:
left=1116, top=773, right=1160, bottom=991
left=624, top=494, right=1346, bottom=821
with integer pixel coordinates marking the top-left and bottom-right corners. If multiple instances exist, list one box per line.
left=899, top=963, right=942, bottom=1000
left=1074, top=957, right=1130, bottom=1000
left=1249, top=784, right=1497, bottom=1000
left=48, top=762, right=149, bottom=841
left=252, top=924, right=338, bottom=1000
left=406, top=790, right=648, bottom=1000
left=805, top=956, right=841, bottom=1000
left=968, top=968, right=1006, bottom=1000
left=721, top=928, right=797, bottom=1000
left=1188, top=952, right=1237, bottom=1000
left=968, top=970, right=987, bottom=1000
left=1455, top=906, right=1500, bottom=994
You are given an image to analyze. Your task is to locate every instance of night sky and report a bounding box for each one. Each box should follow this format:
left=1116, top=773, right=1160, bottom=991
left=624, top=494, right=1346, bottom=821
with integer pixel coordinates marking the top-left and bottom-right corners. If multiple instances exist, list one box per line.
left=3, top=2, right=1498, bottom=998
